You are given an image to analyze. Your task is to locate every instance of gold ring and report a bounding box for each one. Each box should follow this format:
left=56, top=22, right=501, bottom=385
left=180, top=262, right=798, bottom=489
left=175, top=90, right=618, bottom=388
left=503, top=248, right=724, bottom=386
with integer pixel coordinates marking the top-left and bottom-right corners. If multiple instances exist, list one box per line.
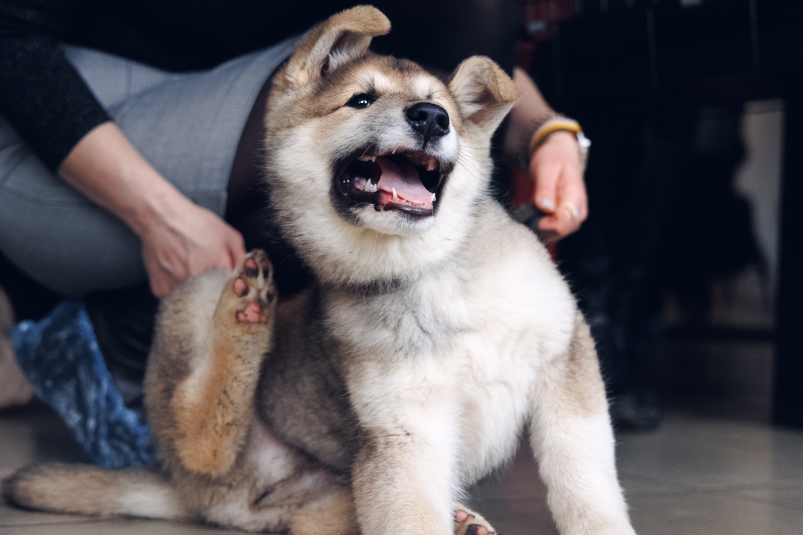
left=558, top=201, right=581, bottom=221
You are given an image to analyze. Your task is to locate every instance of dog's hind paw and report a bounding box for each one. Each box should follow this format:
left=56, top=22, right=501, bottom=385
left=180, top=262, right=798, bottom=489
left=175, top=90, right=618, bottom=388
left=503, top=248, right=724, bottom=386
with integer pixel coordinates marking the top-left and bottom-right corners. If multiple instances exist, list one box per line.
left=454, top=504, right=496, bottom=535
left=222, top=250, right=277, bottom=325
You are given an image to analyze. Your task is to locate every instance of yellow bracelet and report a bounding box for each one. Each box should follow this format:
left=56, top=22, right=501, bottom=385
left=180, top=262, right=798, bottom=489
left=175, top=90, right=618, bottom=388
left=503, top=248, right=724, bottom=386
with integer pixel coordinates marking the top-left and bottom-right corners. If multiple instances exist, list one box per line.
left=527, top=117, right=590, bottom=170
left=528, top=118, right=583, bottom=158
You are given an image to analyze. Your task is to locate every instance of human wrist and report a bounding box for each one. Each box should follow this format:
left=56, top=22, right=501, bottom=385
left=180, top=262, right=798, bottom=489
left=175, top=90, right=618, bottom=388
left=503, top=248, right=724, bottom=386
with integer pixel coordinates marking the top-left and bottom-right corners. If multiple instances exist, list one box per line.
left=57, top=122, right=193, bottom=239
left=124, top=177, right=189, bottom=239
left=516, top=114, right=560, bottom=169
left=523, top=117, right=591, bottom=171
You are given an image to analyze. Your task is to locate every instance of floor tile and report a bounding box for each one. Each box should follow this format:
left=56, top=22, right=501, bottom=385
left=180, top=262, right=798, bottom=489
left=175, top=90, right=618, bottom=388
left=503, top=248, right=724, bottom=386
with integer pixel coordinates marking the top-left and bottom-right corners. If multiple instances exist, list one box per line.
left=619, top=472, right=690, bottom=496
left=628, top=490, right=803, bottom=535
left=0, top=501, right=95, bottom=527
left=5, top=405, right=803, bottom=534
left=469, top=441, right=543, bottom=499
left=729, top=481, right=803, bottom=511
left=616, top=414, right=803, bottom=489
left=0, top=519, right=244, bottom=534
left=0, top=404, right=86, bottom=474
left=468, top=496, right=558, bottom=535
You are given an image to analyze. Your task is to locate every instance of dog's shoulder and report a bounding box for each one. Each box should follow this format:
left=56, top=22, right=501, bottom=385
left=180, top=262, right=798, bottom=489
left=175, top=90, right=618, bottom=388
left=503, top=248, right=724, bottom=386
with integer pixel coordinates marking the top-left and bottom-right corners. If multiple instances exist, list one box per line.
left=455, top=199, right=578, bottom=353
left=460, top=199, right=567, bottom=294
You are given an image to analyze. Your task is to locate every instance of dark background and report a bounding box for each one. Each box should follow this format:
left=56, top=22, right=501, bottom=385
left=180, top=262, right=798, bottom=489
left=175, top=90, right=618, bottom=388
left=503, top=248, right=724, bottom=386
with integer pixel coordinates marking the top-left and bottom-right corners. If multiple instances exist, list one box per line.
left=518, top=0, right=802, bottom=429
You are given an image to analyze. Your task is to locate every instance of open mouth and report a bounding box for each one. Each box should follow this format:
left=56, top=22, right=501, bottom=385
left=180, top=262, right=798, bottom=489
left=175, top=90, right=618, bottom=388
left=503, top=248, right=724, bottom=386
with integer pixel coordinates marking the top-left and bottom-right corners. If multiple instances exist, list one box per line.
left=335, top=150, right=449, bottom=217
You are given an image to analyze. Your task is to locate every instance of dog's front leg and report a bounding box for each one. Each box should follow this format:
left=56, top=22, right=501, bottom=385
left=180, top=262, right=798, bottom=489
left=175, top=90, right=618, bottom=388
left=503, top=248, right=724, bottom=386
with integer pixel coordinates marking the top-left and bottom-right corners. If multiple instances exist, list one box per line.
left=529, top=313, right=636, bottom=535
left=351, top=401, right=458, bottom=535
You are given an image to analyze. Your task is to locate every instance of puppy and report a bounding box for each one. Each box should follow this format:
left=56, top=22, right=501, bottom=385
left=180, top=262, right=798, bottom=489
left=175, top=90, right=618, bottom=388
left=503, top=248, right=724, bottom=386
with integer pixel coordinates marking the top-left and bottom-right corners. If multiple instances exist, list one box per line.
left=4, top=6, right=637, bottom=535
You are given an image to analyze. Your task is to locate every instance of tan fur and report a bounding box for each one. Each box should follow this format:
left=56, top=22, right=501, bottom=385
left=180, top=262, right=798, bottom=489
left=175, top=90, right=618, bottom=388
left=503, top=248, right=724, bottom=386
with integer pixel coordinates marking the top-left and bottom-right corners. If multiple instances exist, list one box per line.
left=4, top=6, right=635, bottom=535
left=171, top=341, right=260, bottom=476
left=282, top=5, right=390, bottom=89
left=2, top=463, right=186, bottom=520
left=449, top=56, right=519, bottom=133
left=291, top=491, right=358, bottom=535
left=170, top=253, right=276, bottom=477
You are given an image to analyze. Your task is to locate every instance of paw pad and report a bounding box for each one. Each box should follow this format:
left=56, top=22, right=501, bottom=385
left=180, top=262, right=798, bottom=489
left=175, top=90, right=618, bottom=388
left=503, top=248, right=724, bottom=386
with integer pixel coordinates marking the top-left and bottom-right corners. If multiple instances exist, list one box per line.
left=235, top=301, right=267, bottom=324
left=243, top=258, right=259, bottom=278
left=227, top=250, right=275, bottom=324
left=454, top=507, right=495, bottom=535
left=233, top=277, right=248, bottom=297
left=465, top=525, right=488, bottom=535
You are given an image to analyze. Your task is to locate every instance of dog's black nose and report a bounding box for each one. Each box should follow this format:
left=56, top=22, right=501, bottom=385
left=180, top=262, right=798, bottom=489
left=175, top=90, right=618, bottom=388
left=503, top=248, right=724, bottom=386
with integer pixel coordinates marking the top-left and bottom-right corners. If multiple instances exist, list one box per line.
left=406, top=102, right=450, bottom=145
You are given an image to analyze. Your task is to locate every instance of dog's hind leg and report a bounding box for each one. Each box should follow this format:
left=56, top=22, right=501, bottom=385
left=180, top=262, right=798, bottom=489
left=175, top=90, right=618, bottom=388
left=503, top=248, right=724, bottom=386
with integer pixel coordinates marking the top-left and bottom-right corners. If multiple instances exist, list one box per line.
left=169, top=250, right=278, bottom=477
left=528, top=312, right=636, bottom=535
left=289, top=488, right=358, bottom=535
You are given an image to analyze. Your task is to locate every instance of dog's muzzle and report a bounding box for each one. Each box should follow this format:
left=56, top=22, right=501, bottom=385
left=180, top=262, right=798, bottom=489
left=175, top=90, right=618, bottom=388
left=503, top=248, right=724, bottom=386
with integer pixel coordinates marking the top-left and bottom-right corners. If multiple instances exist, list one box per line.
left=335, top=149, right=452, bottom=217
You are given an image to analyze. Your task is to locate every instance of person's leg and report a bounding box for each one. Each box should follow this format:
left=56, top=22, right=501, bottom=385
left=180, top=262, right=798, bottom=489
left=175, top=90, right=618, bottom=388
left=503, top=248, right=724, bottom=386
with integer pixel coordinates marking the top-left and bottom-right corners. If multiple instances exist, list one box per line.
left=0, top=41, right=297, bottom=429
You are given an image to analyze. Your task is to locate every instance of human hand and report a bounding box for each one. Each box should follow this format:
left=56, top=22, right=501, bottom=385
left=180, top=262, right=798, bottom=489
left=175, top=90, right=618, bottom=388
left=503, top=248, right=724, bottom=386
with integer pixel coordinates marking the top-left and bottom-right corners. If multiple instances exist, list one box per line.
left=529, top=130, right=588, bottom=242
left=139, top=198, right=245, bottom=298
left=55, top=122, right=246, bottom=297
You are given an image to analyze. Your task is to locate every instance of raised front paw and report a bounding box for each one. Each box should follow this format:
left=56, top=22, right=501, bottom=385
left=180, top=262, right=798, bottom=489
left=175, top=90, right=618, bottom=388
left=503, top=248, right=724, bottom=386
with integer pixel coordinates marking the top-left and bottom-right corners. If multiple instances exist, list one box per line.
left=220, top=250, right=277, bottom=325
left=454, top=504, right=496, bottom=535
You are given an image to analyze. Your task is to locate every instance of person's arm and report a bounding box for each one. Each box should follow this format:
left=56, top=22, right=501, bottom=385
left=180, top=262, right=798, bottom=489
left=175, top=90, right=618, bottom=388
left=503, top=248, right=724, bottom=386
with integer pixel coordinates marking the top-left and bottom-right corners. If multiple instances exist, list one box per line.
left=503, top=68, right=588, bottom=241
left=0, top=0, right=110, bottom=171
left=58, top=123, right=245, bottom=297
left=1, top=1, right=244, bottom=297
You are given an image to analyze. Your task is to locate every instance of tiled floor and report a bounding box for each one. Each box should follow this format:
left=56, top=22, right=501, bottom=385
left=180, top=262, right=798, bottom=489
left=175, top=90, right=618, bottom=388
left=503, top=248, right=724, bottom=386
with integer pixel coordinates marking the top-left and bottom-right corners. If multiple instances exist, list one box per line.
left=2, top=404, right=803, bottom=534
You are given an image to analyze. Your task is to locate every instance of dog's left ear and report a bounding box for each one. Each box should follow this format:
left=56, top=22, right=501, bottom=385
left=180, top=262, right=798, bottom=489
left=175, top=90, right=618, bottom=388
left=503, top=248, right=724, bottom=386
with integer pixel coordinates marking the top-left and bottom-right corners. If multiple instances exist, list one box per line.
left=448, top=56, right=520, bottom=137
left=284, top=6, right=391, bottom=88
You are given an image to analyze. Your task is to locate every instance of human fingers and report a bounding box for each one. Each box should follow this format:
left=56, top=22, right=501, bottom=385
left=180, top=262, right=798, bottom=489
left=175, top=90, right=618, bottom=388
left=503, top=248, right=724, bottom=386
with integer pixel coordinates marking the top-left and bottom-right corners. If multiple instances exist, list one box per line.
left=534, top=136, right=587, bottom=239
left=530, top=130, right=579, bottom=213
left=143, top=246, right=182, bottom=298
left=555, top=163, right=588, bottom=224
left=227, top=229, right=246, bottom=269
left=538, top=174, right=587, bottom=239
left=149, top=272, right=175, bottom=299
left=530, top=156, right=560, bottom=214
left=183, top=211, right=244, bottom=274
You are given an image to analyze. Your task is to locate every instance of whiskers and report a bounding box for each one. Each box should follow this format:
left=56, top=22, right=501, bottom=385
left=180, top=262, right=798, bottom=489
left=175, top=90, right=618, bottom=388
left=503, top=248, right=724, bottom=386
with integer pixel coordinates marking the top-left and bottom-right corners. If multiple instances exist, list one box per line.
left=288, top=174, right=318, bottom=210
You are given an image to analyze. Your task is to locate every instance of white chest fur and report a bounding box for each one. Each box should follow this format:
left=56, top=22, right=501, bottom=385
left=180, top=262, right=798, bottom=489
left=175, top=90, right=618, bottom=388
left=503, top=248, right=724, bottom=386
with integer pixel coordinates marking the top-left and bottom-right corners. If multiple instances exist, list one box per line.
left=325, top=218, right=577, bottom=485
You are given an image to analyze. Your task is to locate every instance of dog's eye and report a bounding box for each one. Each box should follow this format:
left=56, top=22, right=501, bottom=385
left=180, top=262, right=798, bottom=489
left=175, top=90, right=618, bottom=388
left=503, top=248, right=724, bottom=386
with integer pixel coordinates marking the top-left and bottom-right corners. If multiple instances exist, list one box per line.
left=346, top=93, right=375, bottom=109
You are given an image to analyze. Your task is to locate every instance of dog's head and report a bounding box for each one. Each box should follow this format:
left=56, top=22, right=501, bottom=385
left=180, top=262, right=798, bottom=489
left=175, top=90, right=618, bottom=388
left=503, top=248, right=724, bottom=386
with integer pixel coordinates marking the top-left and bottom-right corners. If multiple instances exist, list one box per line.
left=265, top=6, right=519, bottom=286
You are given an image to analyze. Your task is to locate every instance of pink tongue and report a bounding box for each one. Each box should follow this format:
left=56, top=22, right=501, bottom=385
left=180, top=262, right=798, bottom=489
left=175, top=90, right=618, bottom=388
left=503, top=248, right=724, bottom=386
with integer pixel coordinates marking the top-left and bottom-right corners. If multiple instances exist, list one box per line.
left=375, top=157, right=433, bottom=206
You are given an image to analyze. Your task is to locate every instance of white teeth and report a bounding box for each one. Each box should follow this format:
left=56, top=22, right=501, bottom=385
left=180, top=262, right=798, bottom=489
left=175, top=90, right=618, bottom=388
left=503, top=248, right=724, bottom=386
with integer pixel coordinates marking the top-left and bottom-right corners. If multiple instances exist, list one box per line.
left=431, top=193, right=437, bottom=202
left=392, top=188, right=398, bottom=200
left=358, top=179, right=377, bottom=193
left=426, top=159, right=437, bottom=171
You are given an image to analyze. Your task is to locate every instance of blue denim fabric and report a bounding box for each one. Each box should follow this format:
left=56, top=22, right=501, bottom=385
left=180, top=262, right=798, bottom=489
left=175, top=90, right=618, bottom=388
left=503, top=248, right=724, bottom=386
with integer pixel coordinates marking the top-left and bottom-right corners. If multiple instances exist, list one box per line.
left=12, top=299, right=155, bottom=468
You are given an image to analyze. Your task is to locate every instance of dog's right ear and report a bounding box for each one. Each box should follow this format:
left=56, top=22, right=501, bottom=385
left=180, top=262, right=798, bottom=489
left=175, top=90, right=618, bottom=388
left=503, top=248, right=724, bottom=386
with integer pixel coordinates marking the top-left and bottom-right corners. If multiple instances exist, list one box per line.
left=283, top=6, right=391, bottom=88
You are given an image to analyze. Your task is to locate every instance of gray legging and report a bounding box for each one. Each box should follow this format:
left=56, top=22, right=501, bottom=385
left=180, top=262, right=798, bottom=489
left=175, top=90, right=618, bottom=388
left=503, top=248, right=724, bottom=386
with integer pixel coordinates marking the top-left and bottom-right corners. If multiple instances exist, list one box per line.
left=0, top=37, right=297, bottom=296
